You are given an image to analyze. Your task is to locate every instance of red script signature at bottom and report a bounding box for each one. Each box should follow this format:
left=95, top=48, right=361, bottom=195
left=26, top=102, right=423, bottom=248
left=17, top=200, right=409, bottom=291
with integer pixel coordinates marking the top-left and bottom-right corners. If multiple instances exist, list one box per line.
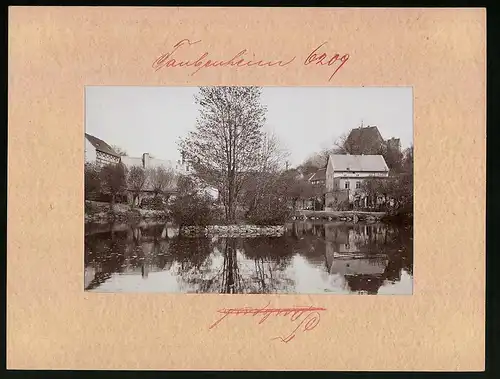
left=209, top=302, right=327, bottom=343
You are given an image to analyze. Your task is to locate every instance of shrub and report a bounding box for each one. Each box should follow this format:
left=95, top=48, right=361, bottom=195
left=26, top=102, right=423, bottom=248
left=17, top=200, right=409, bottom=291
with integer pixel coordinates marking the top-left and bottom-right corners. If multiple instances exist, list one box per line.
left=327, top=198, right=350, bottom=211
left=168, top=192, right=214, bottom=227
left=85, top=163, right=101, bottom=200
left=141, top=196, right=166, bottom=210
left=245, top=201, right=291, bottom=226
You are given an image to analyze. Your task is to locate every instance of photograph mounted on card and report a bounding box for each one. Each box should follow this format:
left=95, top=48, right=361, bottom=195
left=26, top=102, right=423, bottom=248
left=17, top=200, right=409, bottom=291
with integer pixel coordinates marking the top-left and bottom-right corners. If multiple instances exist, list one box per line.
left=8, top=7, right=485, bottom=371
left=84, top=86, right=413, bottom=295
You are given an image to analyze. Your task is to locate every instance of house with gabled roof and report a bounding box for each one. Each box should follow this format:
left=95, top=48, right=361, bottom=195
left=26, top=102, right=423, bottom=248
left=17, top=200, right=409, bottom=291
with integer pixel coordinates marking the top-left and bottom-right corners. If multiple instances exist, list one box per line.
left=85, top=133, right=121, bottom=167
left=325, top=154, right=389, bottom=208
left=308, top=167, right=326, bottom=186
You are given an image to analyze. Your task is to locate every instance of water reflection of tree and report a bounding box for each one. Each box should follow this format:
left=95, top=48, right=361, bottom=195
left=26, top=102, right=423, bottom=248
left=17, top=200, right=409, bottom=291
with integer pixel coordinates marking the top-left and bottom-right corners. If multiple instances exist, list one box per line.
left=241, top=237, right=295, bottom=293
left=84, top=226, right=128, bottom=290
left=168, top=236, right=217, bottom=292
left=84, top=221, right=413, bottom=294
left=221, top=239, right=240, bottom=293
left=286, top=222, right=327, bottom=266
left=84, top=222, right=178, bottom=288
left=127, top=223, right=175, bottom=274
left=169, top=236, right=296, bottom=294
left=170, top=238, right=245, bottom=294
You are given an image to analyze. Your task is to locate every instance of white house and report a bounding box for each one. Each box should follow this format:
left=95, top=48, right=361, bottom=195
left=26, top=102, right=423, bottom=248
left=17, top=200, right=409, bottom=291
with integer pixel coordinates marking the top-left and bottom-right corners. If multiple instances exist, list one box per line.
left=85, top=133, right=121, bottom=166
left=325, top=154, right=389, bottom=208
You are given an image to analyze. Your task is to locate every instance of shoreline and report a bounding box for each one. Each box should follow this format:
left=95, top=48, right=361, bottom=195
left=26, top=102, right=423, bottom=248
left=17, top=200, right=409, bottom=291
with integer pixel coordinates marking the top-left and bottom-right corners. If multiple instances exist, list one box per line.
left=292, top=209, right=413, bottom=225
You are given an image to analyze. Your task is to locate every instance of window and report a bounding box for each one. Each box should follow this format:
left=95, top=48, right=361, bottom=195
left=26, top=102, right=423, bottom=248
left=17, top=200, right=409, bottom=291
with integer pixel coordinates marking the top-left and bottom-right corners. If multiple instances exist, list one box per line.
left=344, top=181, right=350, bottom=189
left=356, top=181, right=361, bottom=189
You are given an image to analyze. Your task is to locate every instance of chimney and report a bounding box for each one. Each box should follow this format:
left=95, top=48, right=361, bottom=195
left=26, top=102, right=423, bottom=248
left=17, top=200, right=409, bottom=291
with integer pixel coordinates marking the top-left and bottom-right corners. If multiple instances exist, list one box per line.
left=142, top=153, right=150, bottom=169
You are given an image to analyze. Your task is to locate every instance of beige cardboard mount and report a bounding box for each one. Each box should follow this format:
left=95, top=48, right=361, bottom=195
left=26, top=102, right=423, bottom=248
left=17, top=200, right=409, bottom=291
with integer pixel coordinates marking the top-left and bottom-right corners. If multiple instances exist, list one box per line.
left=8, top=7, right=485, bottom=371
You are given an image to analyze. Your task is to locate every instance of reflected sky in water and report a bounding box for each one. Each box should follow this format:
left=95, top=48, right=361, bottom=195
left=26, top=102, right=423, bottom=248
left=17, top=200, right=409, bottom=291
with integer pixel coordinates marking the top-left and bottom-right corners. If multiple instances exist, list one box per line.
left=84, top=221, right=413, bottom=294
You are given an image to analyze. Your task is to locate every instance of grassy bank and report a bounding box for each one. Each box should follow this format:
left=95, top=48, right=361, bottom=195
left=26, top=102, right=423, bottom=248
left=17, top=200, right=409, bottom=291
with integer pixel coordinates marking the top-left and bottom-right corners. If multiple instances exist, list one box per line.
left=85, top=201, right=167, bottom=223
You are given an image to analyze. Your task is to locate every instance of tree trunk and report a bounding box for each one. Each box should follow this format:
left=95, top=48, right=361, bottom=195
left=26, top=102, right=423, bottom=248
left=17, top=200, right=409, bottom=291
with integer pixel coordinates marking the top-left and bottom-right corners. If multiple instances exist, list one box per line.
left=227, top=175, right=235, bottom=223
left=110, top=194, right=115, bottom=212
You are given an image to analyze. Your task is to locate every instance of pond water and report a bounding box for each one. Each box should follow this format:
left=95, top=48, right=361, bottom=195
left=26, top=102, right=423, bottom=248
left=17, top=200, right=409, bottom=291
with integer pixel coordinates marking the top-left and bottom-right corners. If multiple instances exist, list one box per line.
left=84, top=221, right=413, bottom=294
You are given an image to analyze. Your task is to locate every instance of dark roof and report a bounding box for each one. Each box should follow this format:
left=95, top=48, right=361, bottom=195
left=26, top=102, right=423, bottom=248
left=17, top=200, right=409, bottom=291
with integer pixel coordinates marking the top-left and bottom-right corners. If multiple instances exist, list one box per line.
left=85, top=133, right=120, bottom=157
left=347, top=126, right=383, bottom=142
left=345, top=126, right=385, bottom=154
left=309, top=168, right=326, bottom=182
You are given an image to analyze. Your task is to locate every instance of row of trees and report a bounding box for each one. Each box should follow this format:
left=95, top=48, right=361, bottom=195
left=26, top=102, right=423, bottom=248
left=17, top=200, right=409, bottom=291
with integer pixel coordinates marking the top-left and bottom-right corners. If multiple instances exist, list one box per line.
left=84, top=162, right=176, bottom=208
left=360, top=146, right=413, bottom=212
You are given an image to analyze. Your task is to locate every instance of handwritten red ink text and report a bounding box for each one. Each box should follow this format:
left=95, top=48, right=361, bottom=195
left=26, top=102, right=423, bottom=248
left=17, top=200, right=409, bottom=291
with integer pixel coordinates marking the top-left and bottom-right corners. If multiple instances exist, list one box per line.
left=152, top=39, right=296, bottom=76
left=152, top=39, right=350, bottom=82
left=209, top=302, right=327, bottom=343
left=304, top=42, right=350, bottom=81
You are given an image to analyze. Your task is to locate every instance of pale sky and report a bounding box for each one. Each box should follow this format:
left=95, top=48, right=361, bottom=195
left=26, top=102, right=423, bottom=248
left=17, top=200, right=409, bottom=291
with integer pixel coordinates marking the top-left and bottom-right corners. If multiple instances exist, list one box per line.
left=85, top=86, right=413, bottom=167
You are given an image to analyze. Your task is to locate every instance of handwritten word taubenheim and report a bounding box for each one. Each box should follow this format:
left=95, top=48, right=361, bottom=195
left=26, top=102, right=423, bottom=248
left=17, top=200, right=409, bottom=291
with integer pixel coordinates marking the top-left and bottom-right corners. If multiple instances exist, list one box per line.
left=209, top=302, right=327, bottom=343
left=152, top=39, right=349, bottom=82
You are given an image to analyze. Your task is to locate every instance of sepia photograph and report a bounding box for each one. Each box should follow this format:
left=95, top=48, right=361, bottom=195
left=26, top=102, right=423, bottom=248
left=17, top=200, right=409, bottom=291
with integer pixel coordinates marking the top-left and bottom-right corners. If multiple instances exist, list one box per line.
left=84, top=86, right=413, bottom=294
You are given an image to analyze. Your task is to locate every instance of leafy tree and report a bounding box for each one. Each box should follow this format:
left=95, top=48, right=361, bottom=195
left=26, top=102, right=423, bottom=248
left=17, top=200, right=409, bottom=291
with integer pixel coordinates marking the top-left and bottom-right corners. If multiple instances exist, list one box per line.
left=179, top=86, right=268, bottom=222
left=283, top=170, right=315, bottom=210
left=127, top=166, right=148, bottom=207
left=148, top=166, right=176, bottom=198
left=244, top=170, right=300, bottom=225
left=100, top=163, right=127, bottom=209
left=169, top=175, right=215, bottom=229
left=402, top=145, right=414, bottom=174
left=84, top=162, right=101, bottom=200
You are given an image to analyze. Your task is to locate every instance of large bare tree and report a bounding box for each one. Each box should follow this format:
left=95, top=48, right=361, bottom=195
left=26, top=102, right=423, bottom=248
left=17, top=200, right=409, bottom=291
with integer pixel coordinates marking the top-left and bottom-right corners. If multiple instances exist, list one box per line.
left=241, top=132, right=289, bottom=214
left=179, top=86, right=268, bottom=222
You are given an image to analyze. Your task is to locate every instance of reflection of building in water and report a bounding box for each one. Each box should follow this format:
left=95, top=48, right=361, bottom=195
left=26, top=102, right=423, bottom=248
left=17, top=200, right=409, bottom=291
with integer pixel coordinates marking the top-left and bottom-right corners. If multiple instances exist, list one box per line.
left=345, top=275, right=385, bottom=295
left=325, top=224, right=390, bottom=256
left=324, top=250, right=389, bottom=295
left=323, top=223, right=392, bottom=294
left=328, top=258, right=388, bottom=276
